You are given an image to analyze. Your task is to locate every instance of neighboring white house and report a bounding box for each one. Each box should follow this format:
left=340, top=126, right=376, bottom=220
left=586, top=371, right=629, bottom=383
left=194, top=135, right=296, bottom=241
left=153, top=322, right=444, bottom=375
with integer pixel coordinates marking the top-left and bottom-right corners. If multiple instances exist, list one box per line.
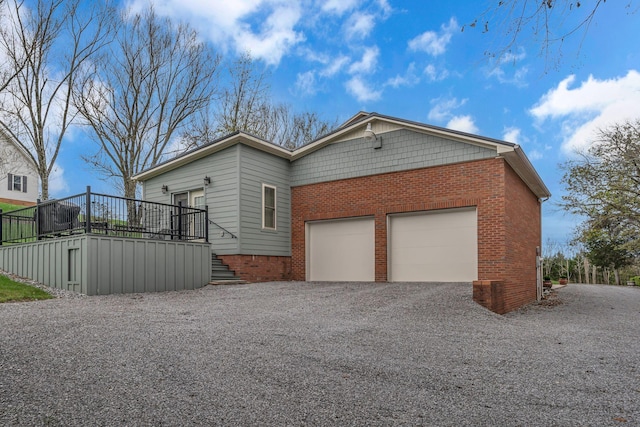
left=0, top=129, right=38, bottom=205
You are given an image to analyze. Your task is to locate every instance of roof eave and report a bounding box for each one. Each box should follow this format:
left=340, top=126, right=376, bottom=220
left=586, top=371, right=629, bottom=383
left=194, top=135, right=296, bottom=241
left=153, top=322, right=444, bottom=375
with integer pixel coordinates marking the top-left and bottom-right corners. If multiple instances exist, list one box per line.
left=291, top=113, right=515, bottom=160
left=501, top=146, right=551, bottom=199
left=133, top=113, right=550, bottom=201
left=0, top=128, right=37, bottom=169
left=133, top=132, right=291, bottom=181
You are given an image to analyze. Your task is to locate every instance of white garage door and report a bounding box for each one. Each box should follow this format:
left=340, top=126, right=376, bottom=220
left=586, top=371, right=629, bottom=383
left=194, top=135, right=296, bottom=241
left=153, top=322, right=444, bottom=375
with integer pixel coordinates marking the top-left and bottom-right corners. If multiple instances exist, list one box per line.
left=389, top=208, right=477, bottom=282
left=307, top=217, right=375, bottom=281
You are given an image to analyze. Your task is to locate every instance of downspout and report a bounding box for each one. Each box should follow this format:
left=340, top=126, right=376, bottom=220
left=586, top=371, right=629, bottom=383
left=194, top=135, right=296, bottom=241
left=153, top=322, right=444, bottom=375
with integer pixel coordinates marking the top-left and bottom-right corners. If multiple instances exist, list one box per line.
left=537, top=196, right=550, bottom=301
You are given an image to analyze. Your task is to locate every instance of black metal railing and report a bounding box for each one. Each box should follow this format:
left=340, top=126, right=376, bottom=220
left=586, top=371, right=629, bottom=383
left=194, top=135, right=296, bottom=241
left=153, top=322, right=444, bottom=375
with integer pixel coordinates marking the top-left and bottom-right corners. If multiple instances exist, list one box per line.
left=208, top=218, right=237, bottom=239
left=0, top=186, right=209, bottom=245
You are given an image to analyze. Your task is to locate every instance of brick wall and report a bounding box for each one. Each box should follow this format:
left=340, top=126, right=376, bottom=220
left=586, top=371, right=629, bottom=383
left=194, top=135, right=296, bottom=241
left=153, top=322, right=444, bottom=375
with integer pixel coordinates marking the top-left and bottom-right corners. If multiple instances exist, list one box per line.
left=473, top=280, right=506, bottom=314
left=292, top=158, right=506, bottom=280
left=0, top=197, right=36, bottom=207
left=290, top=157, right=540, bottom=313
left=218, top=254, right=291, bottom=283
left=502, top=163, right=542, bottom=311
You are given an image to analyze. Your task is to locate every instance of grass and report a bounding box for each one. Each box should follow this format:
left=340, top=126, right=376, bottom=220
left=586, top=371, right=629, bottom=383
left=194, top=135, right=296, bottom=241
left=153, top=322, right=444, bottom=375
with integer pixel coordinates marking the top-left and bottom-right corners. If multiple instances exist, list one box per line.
left=0, top=274, right=54, bottom=303
left=0, top=201, right=25, bottom=213
left=1, top=202, right=37, bottom=244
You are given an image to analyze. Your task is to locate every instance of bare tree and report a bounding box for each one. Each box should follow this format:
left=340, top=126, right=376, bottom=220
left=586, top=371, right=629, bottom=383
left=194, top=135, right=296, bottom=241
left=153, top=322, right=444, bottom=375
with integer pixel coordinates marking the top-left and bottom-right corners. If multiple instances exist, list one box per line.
left=74, top=6, right=220, bottom=200
left=182, top=53, right=338, bottom=152
left=277, top=110, right=338, bottom=149
left=464, top=0, right=634, bottom=68
left=0, top=0, right=23, bottom=93
left=0, top=0, right=113, bottom=200
left=216, top=53, right=270, bottom=138
left=0, top=0, right=27, bottom=94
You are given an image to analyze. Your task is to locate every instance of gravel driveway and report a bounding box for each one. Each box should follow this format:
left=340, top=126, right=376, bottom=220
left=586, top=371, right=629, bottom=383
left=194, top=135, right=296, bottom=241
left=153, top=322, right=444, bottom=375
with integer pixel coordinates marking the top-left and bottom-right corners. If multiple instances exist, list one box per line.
left=1, top=282, right=638, bottom=426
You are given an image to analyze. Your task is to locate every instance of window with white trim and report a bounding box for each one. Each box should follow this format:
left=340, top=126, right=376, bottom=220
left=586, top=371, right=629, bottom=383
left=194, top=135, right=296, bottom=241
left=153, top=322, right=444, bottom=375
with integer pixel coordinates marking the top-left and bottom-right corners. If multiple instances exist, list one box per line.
left=262, top=184, right=276, bottom=230
left=7, top=173, right=27, bottom=193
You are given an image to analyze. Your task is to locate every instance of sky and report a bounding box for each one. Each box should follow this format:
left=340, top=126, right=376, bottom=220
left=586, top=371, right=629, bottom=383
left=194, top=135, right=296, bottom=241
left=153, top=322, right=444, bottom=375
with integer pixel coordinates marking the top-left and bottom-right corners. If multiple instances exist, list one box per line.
left=46, top=0, right=640, bottom=246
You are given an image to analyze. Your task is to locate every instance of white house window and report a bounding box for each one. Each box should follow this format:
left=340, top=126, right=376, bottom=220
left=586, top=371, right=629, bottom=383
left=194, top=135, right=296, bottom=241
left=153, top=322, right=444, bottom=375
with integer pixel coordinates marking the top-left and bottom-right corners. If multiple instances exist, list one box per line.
left=7, top=173, right=27, bottom=193
left=262, top=184, right=276, bottom=230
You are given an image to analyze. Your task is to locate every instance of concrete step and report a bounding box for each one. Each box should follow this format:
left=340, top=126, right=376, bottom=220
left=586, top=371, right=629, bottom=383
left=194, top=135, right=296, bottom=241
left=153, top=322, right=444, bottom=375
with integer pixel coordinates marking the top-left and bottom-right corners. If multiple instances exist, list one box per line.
left=211, top=264, right=233, bottom=272
left=210, top=270, right=237, bottom=279
left=208, top=279, right=248, bottom=285
left=210, top=253, right=242, bottom=282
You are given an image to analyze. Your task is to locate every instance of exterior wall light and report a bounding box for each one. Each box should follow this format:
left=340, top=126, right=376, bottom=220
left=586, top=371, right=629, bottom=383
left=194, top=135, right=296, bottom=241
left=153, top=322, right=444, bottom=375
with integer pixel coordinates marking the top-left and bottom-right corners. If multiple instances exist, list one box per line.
left=161, top=185, right=169, bottom=194
left=204, top=176, right=211, bottom=186
left=364, top=123, right=382, bottom=149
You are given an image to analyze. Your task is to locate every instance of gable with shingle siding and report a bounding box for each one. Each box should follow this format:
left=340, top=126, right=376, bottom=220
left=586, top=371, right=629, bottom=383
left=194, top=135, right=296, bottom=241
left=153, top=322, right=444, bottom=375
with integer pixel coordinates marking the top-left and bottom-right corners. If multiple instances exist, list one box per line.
left=290, top=129, right=496, bottom=187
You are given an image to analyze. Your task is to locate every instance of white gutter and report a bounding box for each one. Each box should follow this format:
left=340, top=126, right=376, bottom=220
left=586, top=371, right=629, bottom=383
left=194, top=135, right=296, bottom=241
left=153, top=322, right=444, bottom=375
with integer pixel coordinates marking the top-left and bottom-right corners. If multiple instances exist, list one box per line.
left=500, top=145, right=551, bottom=199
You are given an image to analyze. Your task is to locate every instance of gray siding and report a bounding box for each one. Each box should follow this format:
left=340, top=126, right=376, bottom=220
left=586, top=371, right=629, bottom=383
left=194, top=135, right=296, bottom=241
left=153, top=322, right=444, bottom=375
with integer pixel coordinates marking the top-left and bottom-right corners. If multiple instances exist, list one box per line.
left=86, top=236, right=210, bottom=295
left=291, top=129, right=497, bottom=187
left=142, top=143, right=291, bottom=256
left=143, top=146, right=240, bottom=254
left=0, top=236, right=88, bottom=293
left=238, top=145, right=291, bottom=256
left=0, top=236, right=210, bottom=295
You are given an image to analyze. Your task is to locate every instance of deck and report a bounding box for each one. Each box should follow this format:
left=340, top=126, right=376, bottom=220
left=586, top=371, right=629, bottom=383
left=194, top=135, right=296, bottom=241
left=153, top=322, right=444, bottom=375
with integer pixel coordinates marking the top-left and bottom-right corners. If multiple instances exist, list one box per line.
left=0, top=188, right=211, bottom=295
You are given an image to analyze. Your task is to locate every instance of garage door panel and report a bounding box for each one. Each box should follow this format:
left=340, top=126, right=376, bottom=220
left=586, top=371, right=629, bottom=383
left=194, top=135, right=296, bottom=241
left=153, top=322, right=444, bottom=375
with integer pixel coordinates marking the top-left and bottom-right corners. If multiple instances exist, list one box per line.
left=397, top=225, right=472, bottom=243
left=393, top=262, right=475, bottom=282
left=389, top=209, right=477, bottom=282
left=308, top=218, right=375, bottom=281
left=393, top=244, right=464, bottom=263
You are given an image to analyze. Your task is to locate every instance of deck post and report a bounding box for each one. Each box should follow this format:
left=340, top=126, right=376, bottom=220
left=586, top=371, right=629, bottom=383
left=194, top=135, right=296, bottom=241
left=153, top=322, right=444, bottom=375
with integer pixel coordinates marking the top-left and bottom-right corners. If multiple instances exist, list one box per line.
left=85, top=186, right=92, bottom=234
left=204, top=205, right=209, bottom=243
left=177, top=201, right=183, bottom=240
left=35, top=199, right=41, bottom=240
left=0, top=208, right=3, bottom=246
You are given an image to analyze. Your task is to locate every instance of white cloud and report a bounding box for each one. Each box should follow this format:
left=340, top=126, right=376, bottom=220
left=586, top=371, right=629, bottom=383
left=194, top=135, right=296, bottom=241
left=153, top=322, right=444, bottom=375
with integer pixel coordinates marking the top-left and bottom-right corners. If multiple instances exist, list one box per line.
left=346, top=76, right=381, bottom=102
left=345, top=12, right=375, bottom=40
left=232, top=4, right=304, bottom=66
left=528, top=149, right=543, bottom=161
left=530, top=70, right=640, bottom=153
left=487, top=65, right=529, bottom=87
left=485, top=47, right=529, bottom=86
left=502, top=127, right=521, bottom=144
left=294, top=70, right=317, bottom=96
left=48, top=164, right=69, bottom=197
left=427, top=97, right=467, bottom=122
left=298, top=48, right=350, bottom=77
left=298, top=47, right=327, bottom=63
left=408, top=17, right=458, bottom=56
left=348, top=46, right=379, bottom=74
left=447, top=115, right=478, bottom=134
left=321, top=55, right=350, bottom=77
left=500, top=48, right=527, bottom=64
left=322, top=0, right=360, bottom=15
left=424, top=64, right=449, bottom=82
left=128, top=0, right=304, bottom=66
left=376, top=0, right=392, bottom=17
left=503, top=126, right=543, bottom=160
left=385, top=63, right=419, bottom=88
